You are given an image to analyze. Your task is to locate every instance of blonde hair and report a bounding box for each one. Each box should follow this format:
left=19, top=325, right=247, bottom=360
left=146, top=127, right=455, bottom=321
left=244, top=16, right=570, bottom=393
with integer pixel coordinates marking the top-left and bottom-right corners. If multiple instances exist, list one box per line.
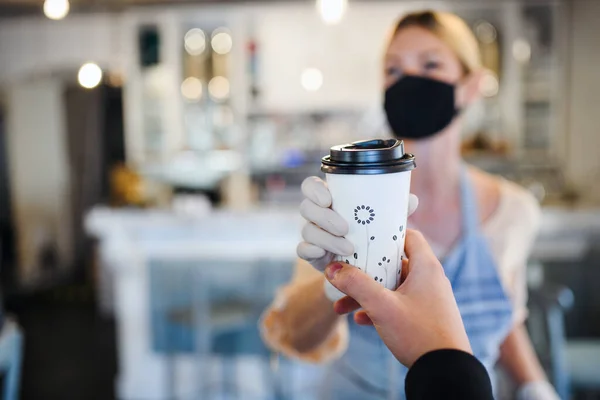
left=393, top=10, right=481, bottom=75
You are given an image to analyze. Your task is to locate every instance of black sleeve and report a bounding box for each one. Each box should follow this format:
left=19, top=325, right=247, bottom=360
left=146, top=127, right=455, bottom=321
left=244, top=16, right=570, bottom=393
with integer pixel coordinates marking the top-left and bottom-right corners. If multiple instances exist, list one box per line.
left=405, top=349, right=494, bottom=400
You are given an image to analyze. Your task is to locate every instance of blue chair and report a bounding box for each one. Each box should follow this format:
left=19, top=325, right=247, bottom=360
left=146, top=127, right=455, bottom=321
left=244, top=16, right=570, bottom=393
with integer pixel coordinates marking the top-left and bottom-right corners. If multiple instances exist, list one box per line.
left=0, top=245, right=23, bottom=400
left=149, top=258, right=295, bottom=399
left=566, top=339, right=600, bottom=397
left=529, top=283, right=600, bottom=398
left=0, top=319, right=23, bottom=400
left=531, top=284, right=600, bottom=399
left=527, top=283, right=575, bottom=400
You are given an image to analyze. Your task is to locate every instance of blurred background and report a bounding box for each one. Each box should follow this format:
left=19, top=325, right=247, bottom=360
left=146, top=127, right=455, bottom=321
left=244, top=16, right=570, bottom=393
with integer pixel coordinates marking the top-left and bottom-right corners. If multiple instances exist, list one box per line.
left=0, top=0, right=599, bottom=399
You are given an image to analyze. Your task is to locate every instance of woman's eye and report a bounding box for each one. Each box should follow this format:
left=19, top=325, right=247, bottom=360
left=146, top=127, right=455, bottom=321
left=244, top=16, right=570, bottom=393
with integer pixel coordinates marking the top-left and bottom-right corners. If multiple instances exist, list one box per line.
left=424, top=61, right=440, bottom=71
left=385, top=67, right=402, bottom=77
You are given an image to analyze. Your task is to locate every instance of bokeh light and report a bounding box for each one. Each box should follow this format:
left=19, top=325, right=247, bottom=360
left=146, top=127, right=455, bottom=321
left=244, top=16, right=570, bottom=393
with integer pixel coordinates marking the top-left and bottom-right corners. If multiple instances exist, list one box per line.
left=211, top=30, right=233, bottom=55
left=301, top=68, right=323, bottom=92
left=181, top=77, right=203, bottom=102
left=208, top=76, right=230, bottom=102
left=480, top=70, right=499, bottom=98
left=78, top=63, right=103, bottom=89
left=513, top=39, right=532, bottom=64
left=316, top=0, right=347, bottom=25
left=474, top=20, right=497, bottom=44
left=184, top=29, right=206, bottom=56
left=43, top=0, right=70, bottom=20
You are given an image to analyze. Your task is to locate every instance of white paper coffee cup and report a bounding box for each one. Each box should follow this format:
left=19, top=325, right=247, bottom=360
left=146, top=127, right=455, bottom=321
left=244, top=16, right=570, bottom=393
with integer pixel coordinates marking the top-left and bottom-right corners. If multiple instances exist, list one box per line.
left=321, top=139, right=416, bottom=301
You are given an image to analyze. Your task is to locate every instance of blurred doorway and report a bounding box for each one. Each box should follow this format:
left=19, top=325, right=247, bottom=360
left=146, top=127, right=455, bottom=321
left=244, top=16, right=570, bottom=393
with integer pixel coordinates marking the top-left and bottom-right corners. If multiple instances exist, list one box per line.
left=64, top=84, right=125, bottom=281
left=0, top=109, right=15, bottom=286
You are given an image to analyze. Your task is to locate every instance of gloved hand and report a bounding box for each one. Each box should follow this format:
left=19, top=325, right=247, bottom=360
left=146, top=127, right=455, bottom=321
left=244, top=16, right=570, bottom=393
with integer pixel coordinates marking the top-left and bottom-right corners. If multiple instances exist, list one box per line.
left=516, top=381, right=560, bottom=400
left=297, top=176, right=419, bottom=272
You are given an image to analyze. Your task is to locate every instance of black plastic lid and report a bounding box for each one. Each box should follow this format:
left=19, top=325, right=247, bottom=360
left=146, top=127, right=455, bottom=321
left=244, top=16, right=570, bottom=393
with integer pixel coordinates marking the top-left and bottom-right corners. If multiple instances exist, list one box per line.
left=321, top=139, right=416, bottom=175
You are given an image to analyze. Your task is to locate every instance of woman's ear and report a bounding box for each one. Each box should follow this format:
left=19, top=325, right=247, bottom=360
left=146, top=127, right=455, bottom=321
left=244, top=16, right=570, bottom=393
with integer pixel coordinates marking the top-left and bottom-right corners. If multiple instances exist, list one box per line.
left=456, top=69, right=485, bottom=108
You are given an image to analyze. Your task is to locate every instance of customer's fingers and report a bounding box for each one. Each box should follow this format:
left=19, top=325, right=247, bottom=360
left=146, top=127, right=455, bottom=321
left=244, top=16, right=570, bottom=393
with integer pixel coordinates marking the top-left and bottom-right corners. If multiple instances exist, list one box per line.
left=354, top=311, right=374, bottom=326
left=301, top=177, right=331, bottom=208
left=300, top=198, right=348, bottom=237
left=325, top=263, right=394, bottom=316
left=404, top=230, right=438, bottom=268
left=302, top=223, right=354, bottom=256
left=403, top=230, right=446, bottom=286
left=333, top=296, right=361, bottom=315
left=398, top=258, right=410, bottom=286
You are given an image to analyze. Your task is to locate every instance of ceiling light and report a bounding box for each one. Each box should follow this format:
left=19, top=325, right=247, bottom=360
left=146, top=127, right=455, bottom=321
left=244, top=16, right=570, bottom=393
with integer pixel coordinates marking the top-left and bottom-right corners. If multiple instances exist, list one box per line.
left=211, top=30, right=233, bottom=55
left=316, top=0, right=347, bottom=25
left=301, top=68, right=323, bottom=92
left=480, top=71, right=499, bottom=98
left=43, top=0, right=70, bottom=21
left=208, top=76, right=230, bottom=102
left=181, top=77, right=203, bottom=102
left=78, top=63, right=102, bottom=89
left=474, top=21, right=497, bottom=44
left=184, top=29, right=206, bottom=56
left=513, top=39, right=532, bottom=64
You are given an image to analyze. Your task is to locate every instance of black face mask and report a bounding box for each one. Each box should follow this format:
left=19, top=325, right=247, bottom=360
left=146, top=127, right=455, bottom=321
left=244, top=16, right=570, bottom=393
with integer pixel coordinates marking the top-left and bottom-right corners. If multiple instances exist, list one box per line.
left=384, top=75, right=459, bottom=140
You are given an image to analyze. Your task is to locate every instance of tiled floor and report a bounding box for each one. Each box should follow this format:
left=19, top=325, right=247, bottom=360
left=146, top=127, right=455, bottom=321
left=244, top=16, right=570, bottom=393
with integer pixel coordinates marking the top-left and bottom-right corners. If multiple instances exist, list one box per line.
left=6, top=284, right=117, bottom=400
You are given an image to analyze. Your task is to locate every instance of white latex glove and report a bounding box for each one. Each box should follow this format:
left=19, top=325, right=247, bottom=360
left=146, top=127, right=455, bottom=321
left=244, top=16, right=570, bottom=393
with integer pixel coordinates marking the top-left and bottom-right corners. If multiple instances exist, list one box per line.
left=297, top=176, right=419, bottom=272
left=516, top=381, right=560, bottom=400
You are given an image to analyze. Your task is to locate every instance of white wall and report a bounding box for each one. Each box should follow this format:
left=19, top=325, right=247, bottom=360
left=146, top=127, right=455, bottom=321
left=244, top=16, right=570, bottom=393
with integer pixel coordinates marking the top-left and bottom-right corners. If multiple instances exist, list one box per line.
left=252, top=2, right=448, bottom=113
left=0, top=14, right=124, bottom=282
left=254, top=4, right=393, bottom=112
left=5, top=78, right=72, bottom=282
left=0, top=14, right=124, bottom=85
left=565, top=0, right=600, bottom=199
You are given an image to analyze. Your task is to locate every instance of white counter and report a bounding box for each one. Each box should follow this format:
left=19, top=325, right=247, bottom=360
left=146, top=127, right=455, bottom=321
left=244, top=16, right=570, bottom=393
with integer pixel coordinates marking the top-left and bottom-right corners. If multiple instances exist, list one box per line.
left=86, top=206, right=306, bottom=399
left=85, top=205, right=600, bottom=399
left=534, top=206, right=600, bottom=261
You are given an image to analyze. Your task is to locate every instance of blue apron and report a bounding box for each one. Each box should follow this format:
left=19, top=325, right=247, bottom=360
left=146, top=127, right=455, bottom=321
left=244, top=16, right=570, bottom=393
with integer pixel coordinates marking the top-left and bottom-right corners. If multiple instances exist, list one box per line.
left=322, top=168, right=514, bottom=400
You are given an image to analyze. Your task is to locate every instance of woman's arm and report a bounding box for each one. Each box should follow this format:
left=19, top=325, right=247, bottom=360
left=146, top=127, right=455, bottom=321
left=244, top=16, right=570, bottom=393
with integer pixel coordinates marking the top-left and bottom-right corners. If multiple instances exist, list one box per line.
left=279, top=272, right=341, bottom=352
left=499, top=324, right=546, bottom=384
left=499, top=324, right=561, bottom=399
left=261, top=176, right=359, bottom=361
left=261, top=259, right=348, bottom=360
left=486, top=179, right=554, bottom=393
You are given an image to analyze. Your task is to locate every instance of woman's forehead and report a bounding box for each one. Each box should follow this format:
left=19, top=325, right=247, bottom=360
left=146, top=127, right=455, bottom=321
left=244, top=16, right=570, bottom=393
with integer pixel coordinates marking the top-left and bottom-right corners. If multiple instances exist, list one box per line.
left=386, top=26, right=452, bottom=57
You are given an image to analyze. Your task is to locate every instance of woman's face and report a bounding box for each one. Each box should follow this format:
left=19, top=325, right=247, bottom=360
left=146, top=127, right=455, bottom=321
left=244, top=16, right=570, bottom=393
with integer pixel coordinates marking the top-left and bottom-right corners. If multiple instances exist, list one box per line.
left=384, top=26, right=464, bottom=89
left=384, top=25, right=480, bottom=157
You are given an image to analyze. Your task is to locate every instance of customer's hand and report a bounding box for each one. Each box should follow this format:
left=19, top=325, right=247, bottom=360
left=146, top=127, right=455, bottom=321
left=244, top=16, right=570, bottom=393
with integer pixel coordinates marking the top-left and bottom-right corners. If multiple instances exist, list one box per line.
left=297, top=176, right=418, bottom=272
left=324, top=229, right=472, bottom=368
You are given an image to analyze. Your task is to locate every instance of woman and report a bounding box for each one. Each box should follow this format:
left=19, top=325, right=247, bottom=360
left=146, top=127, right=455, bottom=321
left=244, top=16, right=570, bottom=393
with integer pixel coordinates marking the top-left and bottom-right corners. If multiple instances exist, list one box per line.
left=261, top=10, right=558, bottom=400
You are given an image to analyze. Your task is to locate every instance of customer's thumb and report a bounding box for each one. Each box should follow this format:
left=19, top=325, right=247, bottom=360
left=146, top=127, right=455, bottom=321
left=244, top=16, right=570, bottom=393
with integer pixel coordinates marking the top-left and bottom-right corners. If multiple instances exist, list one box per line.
left=325, top=263, right=392, bottom=314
